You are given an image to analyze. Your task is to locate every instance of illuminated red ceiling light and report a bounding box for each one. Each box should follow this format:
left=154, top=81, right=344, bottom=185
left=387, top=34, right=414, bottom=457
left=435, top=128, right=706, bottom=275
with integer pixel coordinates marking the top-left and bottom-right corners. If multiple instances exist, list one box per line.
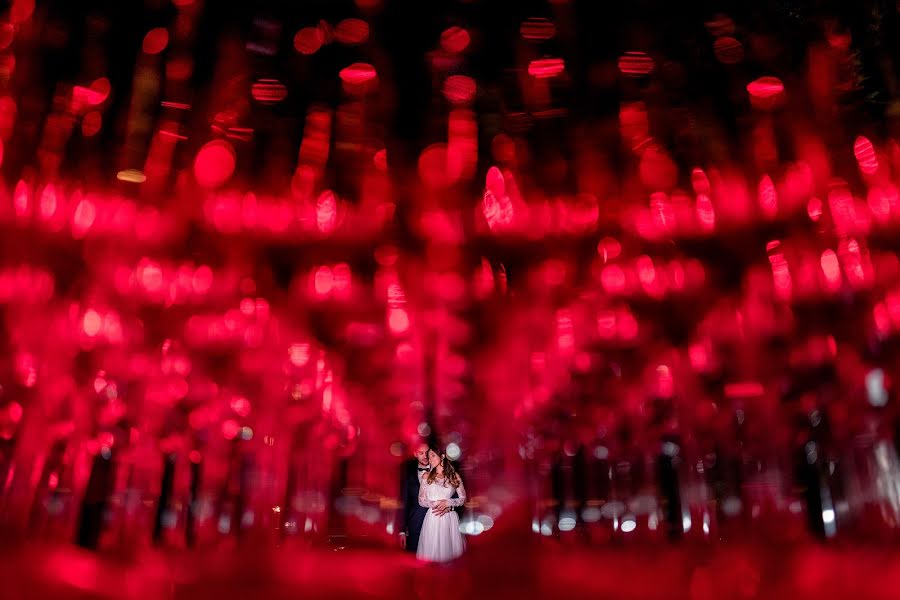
left=142, top=27, right=169, bottom=55
left=294, top=27, right=324, bottom=55
left=81, top=111, right=102, bottom=137
left=724, top=382, right=764, bottom=398
left=373, top=148, right=388, bottom=172
left=527, top=58, right=565, bottom=79
left=520, top=18, right=555, bottom=41
left=316, top=190, right=338, bottom=233
left=758, top=175, right=778, bottom=218
left=820, top=249, right=842, bottom=291
left=713, top=36, right=744, bottom=64
left=82, top=309, right=103, bottom=337
left=314, top=266, right=334, bottom=296
left=73, top=77, right=111, bottom=108
left=339, top=62, right=377, bottom=85
left=440, top=27, right=470, bottom=53
left=334, top=18, right=369, bottom=45
left=442, top=75, right=476, bottom=105
left=618, top=51, right=654, bottom=76
left=194, top=140, right=236, bottom=189
left=388, top=308, right=410, bottom=334
left=746, top=76, right=784, bottom=110
left=597, top=237, right=622, bottom=262
left=251, top=79, right=288, bottom=104
left=747, top=76, right=784, bottom=98
left=853, top=136, right=879, bottom=175
left=807, top=197, right=823, bottom=221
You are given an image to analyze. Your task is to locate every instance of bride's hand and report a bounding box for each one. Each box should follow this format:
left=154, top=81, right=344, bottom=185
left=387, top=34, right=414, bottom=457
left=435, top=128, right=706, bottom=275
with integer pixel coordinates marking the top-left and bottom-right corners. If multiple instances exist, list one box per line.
left=432, top=500, right=449, bottom=515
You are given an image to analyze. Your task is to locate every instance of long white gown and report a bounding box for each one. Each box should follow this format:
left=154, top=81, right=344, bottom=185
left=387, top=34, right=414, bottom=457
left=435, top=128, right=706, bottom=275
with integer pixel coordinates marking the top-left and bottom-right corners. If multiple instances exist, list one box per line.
left=416, top=474, right=467, bottom=562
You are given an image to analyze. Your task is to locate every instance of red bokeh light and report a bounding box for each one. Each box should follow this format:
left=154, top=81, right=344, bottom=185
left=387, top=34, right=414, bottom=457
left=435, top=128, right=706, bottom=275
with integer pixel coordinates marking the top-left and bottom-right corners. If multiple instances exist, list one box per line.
left=853, top=136, right=878, bottom=175
left=191, top=266, right=213, bottom=295
left=520, top=18, right=556, bottom=40
left=230, top=396, right=251, bottom=417
left=758, top=175, right=778, bottom=218
left=7, top=401, right=22, bottom=423
left=440, top=27, right=471, bottom=53
left=638, top=146, right=677, bottom=190
left=747, top=76, right=784, bottom=104
left=251, top=79, right=288, bottom=104
left=289, top=343, right=310, bottom=367
left=820, top=249, right=841, bottom=291
left=83, top=310, right=102, bottom=337
left=10, top=0, right=35, bottom=24
left=314, top=266, right=334, bottom=296
left=142, top=28, right=169, bottom=55
left=0, top=24, right=14, bottom=50
left=388, top=308, right=410, bottom=334
left=442, top=75, right=476, bottom=105
left=332, top=263, right=351, bottom=294
left=316, top=190, right=338, bottom=233
left=221, top=419, right=240, bottom=440
left=193, top=140, right=236, bottom=189
left=808, top=197, right=823, bottom=221
left=597, top=237, right=622, bottom=262
left=713, top=36, right=744, bottom=64
left=81, top=111, right=102, bottom=137
left=373, top=148, right=388, bottom=172
left=166, top=56, right=193, bottom=80
left=73, top=78, right=111, bottom=108
left=334, top=19, right=369, bottom=45
left=867, top=187, right=892, bottom=222
left=528, top=58, right=565, bottom=79
left=294, top=27, right=325, bottom=55
left=339, top=62, right=377, bottom=85
left=418, top=144, right=464, bottom=189
left=696, top=194, right=716, bottom=231
left=601, top=265, right=627, bottom=294
left=0, top=96, right=16, bottom=140
left=618, top=51, right=655, bottom=76
left=89, top=78, right=111, bottom=102
left=705, top=13, right=735, bottom=36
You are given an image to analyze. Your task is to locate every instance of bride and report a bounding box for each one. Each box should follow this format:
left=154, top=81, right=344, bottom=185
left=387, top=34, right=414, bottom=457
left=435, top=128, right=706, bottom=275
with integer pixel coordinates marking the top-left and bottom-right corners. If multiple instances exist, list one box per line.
left=417, top=446, right=467, bottom=562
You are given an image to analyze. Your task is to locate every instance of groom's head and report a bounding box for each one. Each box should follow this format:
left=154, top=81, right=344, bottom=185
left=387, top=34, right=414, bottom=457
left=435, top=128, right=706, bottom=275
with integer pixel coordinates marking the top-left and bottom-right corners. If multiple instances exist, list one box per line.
left=414, top=442, right=429, bottom=466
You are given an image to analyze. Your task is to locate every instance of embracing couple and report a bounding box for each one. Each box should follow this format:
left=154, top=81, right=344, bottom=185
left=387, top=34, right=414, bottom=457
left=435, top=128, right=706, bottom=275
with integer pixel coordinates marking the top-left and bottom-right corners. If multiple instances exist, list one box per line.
left=398, top=442, right=467, bottom=562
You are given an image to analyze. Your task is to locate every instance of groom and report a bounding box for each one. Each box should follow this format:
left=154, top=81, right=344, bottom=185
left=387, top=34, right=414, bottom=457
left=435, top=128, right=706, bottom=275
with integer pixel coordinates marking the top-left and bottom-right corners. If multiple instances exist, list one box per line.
left=398, top=441, right=453, bottom=552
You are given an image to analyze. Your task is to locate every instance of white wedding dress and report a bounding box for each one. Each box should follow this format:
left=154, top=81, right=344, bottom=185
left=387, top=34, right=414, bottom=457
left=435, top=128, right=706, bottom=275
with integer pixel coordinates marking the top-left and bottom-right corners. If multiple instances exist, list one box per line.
left=416, top=474, right=467, bottom=562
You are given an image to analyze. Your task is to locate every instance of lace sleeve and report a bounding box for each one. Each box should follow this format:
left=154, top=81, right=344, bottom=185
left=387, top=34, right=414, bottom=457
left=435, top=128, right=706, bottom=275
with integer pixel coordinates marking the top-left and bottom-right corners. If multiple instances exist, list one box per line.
left=418, top=478, right=435, bottom=508
left=447, top=478, right=466, bottom=507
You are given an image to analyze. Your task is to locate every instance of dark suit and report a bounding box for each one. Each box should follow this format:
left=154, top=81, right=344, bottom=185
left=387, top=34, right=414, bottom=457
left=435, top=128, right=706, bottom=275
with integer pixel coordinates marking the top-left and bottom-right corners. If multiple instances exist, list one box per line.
left=399, top=459, right=429, bottom=553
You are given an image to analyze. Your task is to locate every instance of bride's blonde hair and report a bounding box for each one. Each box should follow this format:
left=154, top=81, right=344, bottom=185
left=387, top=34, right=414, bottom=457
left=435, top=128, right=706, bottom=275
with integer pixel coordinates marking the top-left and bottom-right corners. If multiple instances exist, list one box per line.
left=425, top=446, right=461, bottom=488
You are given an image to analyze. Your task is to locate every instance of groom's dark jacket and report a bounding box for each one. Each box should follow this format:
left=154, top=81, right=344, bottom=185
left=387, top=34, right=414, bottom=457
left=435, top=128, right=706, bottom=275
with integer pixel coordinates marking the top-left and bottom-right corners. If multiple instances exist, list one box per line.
left=399, top=459, right=429, bottom=553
